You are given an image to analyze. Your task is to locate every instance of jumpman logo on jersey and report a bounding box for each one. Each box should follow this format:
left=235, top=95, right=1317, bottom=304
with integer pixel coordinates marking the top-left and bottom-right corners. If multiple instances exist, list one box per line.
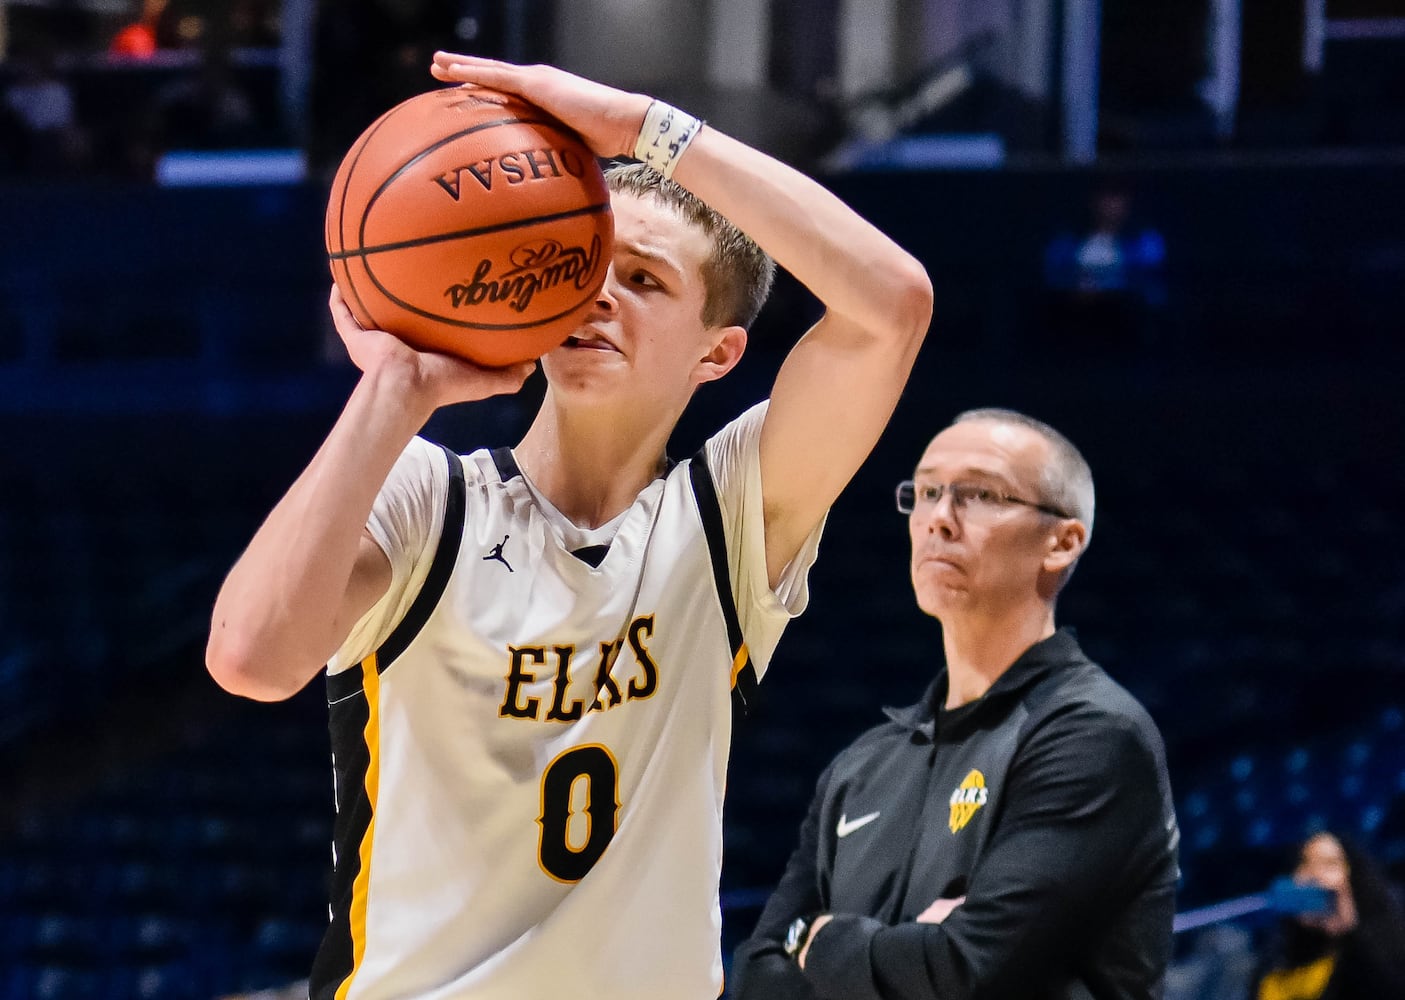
left=483, top=534, right=513, bottom=572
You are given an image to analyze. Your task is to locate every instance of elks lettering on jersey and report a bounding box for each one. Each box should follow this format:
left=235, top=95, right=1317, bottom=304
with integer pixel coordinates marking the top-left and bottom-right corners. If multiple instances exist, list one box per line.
left=499, top=614, right=661, bottom=722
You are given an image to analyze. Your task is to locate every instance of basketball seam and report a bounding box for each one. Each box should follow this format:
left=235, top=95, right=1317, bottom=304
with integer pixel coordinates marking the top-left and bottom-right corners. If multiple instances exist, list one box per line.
left=333, top=103, right=406, bottom=330
left=333, top=104, right=399, bottom=254
left=328, top=202, right=611, bottom=260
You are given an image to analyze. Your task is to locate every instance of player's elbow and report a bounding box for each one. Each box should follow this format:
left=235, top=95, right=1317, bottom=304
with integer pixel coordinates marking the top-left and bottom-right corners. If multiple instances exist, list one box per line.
left=890, top=257, right=935, bottom=344
left=205, top=627, right=309, bottom=702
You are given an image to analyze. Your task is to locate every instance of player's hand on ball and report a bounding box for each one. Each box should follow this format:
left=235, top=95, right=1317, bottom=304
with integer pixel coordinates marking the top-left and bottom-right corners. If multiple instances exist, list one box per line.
left=329, top=286, right=535, bottom=408
left=430, top=53, right=651, bottom=160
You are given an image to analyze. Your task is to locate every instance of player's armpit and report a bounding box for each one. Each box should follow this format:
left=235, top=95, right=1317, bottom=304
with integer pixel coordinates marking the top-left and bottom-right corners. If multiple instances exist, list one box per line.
left=332, top=529, right=395, bottom=648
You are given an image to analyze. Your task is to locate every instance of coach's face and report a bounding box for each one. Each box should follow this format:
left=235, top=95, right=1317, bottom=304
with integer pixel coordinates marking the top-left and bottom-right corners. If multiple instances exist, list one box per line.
left=541, top=192, right=744, bottom=405
left=907, top=421, right=1076, bottom=620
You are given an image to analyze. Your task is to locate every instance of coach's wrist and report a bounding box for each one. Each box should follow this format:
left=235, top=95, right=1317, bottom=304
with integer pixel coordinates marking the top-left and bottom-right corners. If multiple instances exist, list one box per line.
left=801, top=914, right=886, bottom=994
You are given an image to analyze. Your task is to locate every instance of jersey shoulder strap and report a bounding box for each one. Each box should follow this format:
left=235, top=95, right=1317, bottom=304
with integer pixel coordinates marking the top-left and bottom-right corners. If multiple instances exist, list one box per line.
left=687, top=448, right=758, bottom=716
left=326, top=443, right=466, bottom=702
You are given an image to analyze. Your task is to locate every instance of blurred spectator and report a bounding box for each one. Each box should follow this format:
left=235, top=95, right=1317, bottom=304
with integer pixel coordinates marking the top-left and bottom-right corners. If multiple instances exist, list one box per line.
left=149, top=45, right=259, bottom=150
left=109, top=0, right=178, bottom=59
left=1253, top=831, right=1405, bottom=1000
left=1041, top=184, right=1167, bottom=352
left=229, top=0, right=281, bottom=48
left=308, top=0, right=477, bottom=171
left=1, top=51, right=88, bottom=174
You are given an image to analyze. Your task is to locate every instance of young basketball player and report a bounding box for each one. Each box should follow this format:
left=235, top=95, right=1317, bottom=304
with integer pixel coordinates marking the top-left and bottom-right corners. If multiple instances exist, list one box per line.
left=207, top=55, right=932, bottom=999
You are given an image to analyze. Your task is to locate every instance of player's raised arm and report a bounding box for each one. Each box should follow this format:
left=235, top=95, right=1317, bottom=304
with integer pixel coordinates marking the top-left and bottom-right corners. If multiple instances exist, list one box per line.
left=431, top=54, right=934, bottom=586
left=669, top=129, right=932, bottom=584
left=205, top=289, right=533, bottom=701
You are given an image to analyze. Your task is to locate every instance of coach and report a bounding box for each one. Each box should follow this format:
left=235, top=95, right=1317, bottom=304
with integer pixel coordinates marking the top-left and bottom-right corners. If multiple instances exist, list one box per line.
left=731, top=409, right=1179, bottom=1000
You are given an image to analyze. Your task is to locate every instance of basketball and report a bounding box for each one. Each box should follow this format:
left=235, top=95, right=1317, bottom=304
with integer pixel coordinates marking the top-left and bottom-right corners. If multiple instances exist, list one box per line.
left=325, top=86, right=614, bottom=367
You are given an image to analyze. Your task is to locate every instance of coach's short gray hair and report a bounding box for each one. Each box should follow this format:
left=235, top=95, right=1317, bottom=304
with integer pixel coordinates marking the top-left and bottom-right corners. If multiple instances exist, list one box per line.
left=953, top=408, right=1096, bottom=543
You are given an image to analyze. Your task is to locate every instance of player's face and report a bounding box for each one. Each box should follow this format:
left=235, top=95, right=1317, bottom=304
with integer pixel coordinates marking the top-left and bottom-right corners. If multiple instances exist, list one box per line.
left=906, top=421, right=1063, bottom=620
left=540, top=193, right=738, bottom=403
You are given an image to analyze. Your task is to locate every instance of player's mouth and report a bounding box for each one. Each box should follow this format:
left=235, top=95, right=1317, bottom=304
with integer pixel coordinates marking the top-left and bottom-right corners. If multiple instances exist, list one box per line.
left=563, top=335, right=620, bottom=353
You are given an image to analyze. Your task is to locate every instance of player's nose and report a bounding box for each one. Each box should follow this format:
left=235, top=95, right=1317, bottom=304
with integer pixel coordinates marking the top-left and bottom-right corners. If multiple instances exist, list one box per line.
left=592, top=264, right=622, bottom=315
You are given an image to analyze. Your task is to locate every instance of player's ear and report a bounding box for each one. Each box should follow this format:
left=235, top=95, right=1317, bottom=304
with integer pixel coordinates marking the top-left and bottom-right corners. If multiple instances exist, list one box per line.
left=694, top=325, right=746, bottom=385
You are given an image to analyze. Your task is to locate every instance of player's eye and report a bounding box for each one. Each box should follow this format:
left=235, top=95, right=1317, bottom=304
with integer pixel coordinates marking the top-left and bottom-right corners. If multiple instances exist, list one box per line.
left=629, top=271, right=661, bottom=289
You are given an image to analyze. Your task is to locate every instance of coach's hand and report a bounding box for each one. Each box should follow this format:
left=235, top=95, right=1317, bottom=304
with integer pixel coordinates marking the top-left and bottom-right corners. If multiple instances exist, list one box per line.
left=329, top=286, right=535, bottom=411
left=916, top=895, right=966, bottom=924
left=430, top=53, right=651, bottom=160
left=796, top=914, right=833, bottom=970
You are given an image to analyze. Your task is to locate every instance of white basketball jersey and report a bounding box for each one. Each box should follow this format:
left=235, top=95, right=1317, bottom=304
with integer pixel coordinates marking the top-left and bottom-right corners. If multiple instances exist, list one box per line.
left=309, top=402, right=822, bottom=1000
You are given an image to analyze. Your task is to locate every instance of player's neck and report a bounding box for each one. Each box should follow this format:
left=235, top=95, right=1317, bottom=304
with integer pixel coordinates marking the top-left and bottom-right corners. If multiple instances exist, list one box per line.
left=514, top=395, right=677, bottom=528
left=938, top=605, right=1056, bottom=709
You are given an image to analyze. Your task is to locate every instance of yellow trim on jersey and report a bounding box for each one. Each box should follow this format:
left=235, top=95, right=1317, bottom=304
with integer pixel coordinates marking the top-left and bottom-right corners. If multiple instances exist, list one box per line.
left=337, top=653, right=383, bottom=1000
left=1257, top=954, right=1335, bottom=1000
left=729, top=644, right=750, bottom=689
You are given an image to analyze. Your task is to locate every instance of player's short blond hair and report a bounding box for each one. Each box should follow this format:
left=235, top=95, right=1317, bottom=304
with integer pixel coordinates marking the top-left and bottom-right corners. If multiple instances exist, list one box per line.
left=605, top=162, right=775, bottom=330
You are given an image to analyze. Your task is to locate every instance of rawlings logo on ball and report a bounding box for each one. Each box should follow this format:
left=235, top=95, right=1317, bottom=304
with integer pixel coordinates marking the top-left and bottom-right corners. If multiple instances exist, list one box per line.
left=445, top=236, right=603, bottom=315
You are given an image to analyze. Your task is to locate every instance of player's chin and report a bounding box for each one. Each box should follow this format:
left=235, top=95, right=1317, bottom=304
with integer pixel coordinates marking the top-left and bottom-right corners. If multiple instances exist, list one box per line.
left=540, top=352, right=627, bottom=393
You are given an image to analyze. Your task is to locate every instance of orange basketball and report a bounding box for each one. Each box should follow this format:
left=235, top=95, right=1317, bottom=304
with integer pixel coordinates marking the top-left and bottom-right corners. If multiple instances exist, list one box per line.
left=325, top=87, right=613, bottom=367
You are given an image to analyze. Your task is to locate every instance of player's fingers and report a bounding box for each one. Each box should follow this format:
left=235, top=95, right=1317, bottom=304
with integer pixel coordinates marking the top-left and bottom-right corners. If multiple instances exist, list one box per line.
left=328, top=285, right=367, bottom=333
left=328, top=285, right=354, bottom=326
left=444, top=359, right=535, bottom=399
left=431, top=53, right=521, bottom=89
left=433, top=51, right=507, bottom=68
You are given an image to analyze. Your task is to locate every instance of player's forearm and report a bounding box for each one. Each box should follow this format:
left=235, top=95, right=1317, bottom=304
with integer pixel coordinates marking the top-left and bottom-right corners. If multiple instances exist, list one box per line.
left=670, top=126, right=932, bottom=341
left=207, top=365, right=434, bottom=699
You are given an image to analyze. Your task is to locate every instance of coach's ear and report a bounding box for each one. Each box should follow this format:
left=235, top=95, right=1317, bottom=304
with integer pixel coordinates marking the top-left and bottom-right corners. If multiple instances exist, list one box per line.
left=1043, top=517, right=1087, bottom=574
left=694, top=325, right=747, bottom=385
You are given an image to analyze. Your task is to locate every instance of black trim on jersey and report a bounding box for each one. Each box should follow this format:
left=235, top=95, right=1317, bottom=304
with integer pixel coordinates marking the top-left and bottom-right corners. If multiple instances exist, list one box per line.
left=377, top=443, right=465, bottom=669
left=492, top=448, right=674, bottom=485
left=571, top=544, right=610, bottom=568
left=490, top=446, right=522, bottom=482
left=325, top=443, right=467, bottom=704
left=309, top=674, right=372, bottom=999
left=688, top=449, right=759, bottom=716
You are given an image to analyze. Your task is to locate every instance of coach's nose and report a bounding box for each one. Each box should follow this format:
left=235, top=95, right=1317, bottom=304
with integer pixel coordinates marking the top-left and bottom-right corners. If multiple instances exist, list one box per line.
left=925, top=491, right=960, bottom=541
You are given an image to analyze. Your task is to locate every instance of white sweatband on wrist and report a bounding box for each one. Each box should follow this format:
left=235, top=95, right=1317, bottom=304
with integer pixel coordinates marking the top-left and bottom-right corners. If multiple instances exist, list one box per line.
left=633, top=100, right=704, bottom=179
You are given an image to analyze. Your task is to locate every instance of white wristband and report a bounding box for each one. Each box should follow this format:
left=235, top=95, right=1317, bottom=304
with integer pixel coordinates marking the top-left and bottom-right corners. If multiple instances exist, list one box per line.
left=633, top=100, right=704, bottom=179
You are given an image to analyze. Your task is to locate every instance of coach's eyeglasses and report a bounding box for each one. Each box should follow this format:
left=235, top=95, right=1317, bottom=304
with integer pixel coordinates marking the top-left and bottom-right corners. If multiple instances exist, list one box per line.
left=895, top=480, right=1072, bottom=519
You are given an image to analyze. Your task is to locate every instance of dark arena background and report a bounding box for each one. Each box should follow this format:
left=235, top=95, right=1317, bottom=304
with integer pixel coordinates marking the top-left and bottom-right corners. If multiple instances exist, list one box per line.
left=2, top=1, right=1403, bottom=997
